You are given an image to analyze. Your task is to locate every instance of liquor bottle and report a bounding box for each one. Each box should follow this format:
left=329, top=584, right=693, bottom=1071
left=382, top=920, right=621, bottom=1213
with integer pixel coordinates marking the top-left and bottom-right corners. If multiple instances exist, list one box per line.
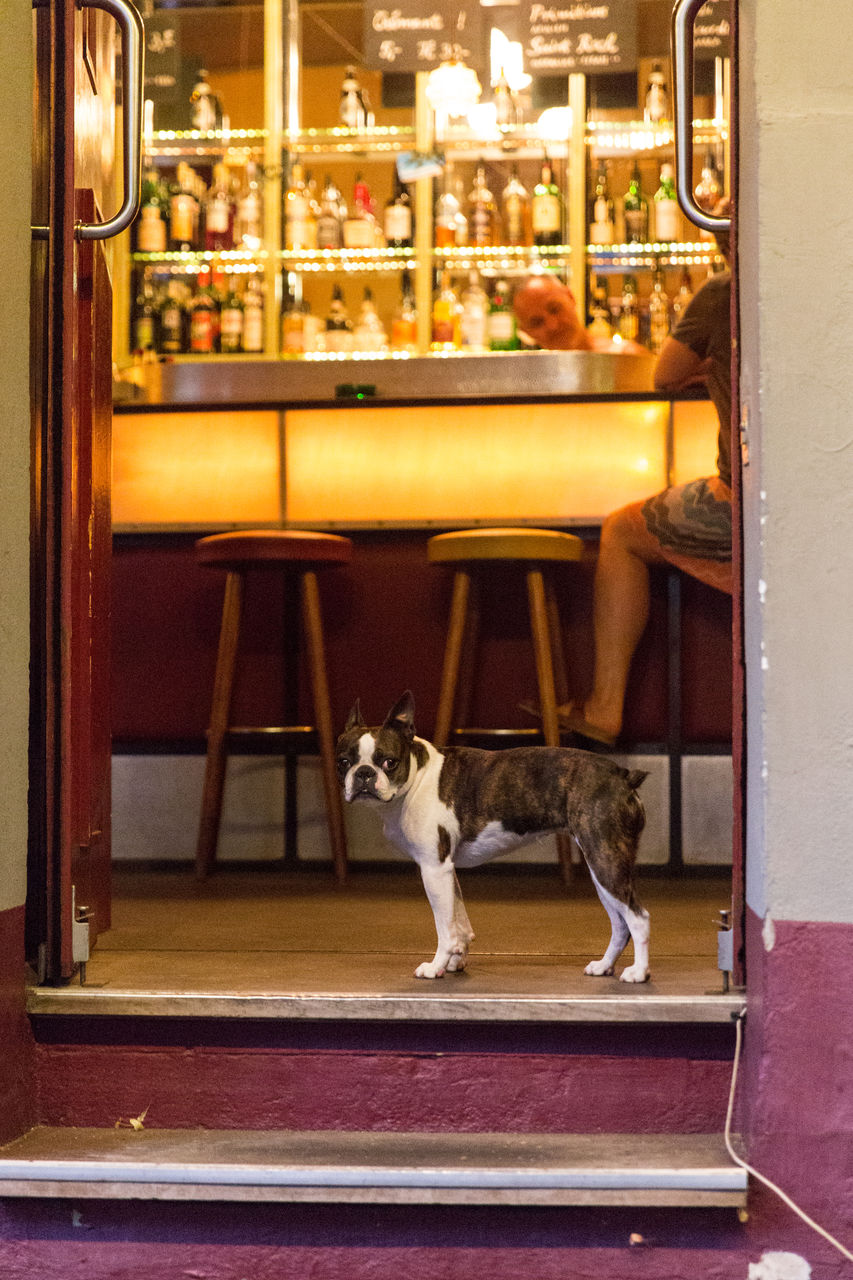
left=501, top=165, right=532, bottom=247
left=653, top=163, right=680, bottom=243
left=647, top=269, right=671, bottom=353
left=588, top=278, right=612, bottom=339
left=343, top=173, right=379, bottom=249
left=671, top=267, right=694, bottom=324
left=324, top=284, right=353, bottom=353
left=339, top=65, right=368, bottom=131
left=316, top=175, right=344, bottom=250
left=281, top=290, right=304, bottom=356
left=467, top=162, right=498, bottom=248
left=623, top=164, right=649, bottom=244
left=204, top=163, right=234, bottom=251
left=218, top=279, right=244, bottom=353
left=493, top=67, right=517, bottom=129
left=531, top=156, right=563, bottom=247
left=169, top=162, right=200, bottom=251
left=589, top=163, right=614, bottom=245
left=430, top=270, right=460, bottom=351
left=390, top=271, right=418, bottom=354
left=235, top=163, right=263, bottom=251
left=188, top=269, right=219, bottom=354
left=190, top=68, right=220, bottom=132
left=301, top=302, right=324, bottom=353
left=459, top=271, right=489, bottom=351
left=435, top=170, right=467, bottom=247
left=618, top=275, right=639, bottom=342
left=135, top=168, right=167, bottom=252
left=284, top=161, right=317, bottom=250
left=132, top=270, right=158, bottom=352
left=694, top=149, right=723, bottom=240
left=353, top=287, right=388, bottom=352
left=487, top=277, right=519, bottom=351
left=617, top=275, right=637, bottom=343
left=241, top=277, right=265, bottom=353
left=643, top=61, right=669, bottom=124
left=383, top=171, right=413, bottom=249
left=158, top=279, right=186, bottom=354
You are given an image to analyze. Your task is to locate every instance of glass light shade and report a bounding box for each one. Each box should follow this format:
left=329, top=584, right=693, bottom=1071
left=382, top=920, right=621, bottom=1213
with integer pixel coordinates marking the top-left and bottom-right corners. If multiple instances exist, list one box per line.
left=425, top=60, right=482, bottom=118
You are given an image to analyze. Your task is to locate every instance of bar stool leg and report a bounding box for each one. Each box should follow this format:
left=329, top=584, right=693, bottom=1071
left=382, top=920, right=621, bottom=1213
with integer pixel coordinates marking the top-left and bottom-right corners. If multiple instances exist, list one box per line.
left=434, top=569, right=470, bottom=747
left=301, top=570, right=348, bottom=883
left=527, top=568, right=574, bottom=885
left=545, top=574, right=570, bottom=707
left=453, top=577, right=480, bottom=737
left=196, top=570, right=244, bottom=881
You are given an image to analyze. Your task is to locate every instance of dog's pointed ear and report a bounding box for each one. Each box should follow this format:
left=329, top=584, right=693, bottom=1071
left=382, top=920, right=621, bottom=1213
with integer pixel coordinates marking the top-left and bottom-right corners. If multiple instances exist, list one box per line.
left=345, top=699, right=365, bottom=732
left=384, top=690, right=415, bottom=741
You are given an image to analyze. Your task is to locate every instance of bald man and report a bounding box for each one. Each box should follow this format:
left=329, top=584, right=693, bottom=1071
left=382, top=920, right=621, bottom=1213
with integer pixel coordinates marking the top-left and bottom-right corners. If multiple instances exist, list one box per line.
left=512, top=274, right=645, bottom=354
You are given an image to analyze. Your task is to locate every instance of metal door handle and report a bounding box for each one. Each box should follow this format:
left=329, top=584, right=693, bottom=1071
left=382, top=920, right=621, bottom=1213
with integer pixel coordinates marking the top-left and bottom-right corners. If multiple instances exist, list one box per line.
left=671, top=0, right=731, bottom=234
left=75, top=0, right=144, bottom=241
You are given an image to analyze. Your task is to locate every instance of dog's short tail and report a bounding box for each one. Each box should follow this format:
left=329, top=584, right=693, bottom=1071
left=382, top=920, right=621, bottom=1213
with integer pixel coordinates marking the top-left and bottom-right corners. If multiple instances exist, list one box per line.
left=625, top=769, right=649, bottom=792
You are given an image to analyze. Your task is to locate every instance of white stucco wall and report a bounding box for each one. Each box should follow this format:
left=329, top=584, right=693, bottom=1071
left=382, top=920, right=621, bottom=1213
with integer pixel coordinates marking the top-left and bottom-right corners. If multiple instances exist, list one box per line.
left=0, top=1, right=33, bottom=913
left=740, top=1, right=853, bottom=924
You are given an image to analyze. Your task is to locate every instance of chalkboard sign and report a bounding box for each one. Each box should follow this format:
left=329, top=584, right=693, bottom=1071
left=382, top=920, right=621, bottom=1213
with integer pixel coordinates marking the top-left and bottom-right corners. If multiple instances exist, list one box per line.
left=363, top=0, right=485, bottom=75
left=694, top=0, right=731, bottom=61
left=143, top=11, right=180, bottom=106
left=519, top=0, right=637, bottom=75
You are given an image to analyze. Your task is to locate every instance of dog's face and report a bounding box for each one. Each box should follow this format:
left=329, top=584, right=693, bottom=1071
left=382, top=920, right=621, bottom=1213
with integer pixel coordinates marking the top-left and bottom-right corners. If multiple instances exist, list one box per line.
left=336, top=690, right=419, bottom=803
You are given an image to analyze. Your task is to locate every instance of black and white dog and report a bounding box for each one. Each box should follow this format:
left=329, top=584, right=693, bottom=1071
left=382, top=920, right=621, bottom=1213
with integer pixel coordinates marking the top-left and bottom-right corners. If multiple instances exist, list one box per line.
left=336, top=691, right=650, bottom=983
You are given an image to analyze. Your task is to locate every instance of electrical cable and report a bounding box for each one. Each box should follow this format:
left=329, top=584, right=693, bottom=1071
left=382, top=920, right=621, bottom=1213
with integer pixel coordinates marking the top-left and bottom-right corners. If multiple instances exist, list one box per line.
left=725, top=1010, right=853, bottom=1264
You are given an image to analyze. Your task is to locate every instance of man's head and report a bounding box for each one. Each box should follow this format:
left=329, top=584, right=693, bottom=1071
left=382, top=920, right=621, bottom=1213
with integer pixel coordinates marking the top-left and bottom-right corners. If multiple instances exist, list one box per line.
left=512, top=274, right=589, bottom=351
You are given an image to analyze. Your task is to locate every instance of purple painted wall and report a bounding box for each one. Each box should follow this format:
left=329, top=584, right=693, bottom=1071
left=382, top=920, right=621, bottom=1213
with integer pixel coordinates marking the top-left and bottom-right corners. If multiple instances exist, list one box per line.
left=31, top=1020, right=733, bottom=1134
left=739, top=909, right=853, bottom=1256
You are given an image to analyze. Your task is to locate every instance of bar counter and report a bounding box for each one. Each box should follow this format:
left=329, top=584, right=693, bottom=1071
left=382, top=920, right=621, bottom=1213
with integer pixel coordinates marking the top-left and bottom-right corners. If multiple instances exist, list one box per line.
left=113, top=352, right=720, bottom=533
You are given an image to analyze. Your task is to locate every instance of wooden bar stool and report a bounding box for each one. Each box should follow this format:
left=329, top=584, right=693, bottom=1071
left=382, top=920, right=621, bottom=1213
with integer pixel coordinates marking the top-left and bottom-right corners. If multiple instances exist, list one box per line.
left=194, top=530, right=352, bottom=883
left=428, top=528, right=585, bottom=883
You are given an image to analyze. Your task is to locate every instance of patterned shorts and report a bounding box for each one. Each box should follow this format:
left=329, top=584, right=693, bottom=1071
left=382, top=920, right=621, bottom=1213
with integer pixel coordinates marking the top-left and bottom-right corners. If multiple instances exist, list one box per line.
left=616, top=476, right=733, bottom=594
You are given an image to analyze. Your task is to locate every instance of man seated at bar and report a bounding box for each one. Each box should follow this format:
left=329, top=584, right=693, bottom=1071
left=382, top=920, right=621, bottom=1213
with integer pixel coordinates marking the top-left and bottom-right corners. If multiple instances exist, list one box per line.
left=520, top=210, right=733, bottom=745
left=512, top=273, right=646, bottom=354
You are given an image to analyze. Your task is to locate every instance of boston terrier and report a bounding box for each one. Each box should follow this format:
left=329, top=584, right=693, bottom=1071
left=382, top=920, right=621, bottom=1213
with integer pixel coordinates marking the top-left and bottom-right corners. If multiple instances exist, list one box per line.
left=336, top=691, right=650, bottom=983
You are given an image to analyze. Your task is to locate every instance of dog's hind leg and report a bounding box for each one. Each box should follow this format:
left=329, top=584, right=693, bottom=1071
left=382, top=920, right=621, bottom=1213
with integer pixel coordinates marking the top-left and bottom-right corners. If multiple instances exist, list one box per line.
left=584, top=865, right=631, bottom=977
left=585, top=866, right=650, bottom=983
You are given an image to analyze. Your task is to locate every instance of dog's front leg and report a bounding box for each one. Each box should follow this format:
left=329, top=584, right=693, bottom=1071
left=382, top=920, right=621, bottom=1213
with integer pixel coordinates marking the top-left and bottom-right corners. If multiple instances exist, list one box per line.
left=415, top=861, right=472, bottom=979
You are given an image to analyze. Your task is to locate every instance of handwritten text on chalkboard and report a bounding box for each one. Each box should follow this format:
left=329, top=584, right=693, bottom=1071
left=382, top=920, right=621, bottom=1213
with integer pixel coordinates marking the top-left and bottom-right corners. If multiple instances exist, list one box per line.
left=520, top=0, right=637, bottom=74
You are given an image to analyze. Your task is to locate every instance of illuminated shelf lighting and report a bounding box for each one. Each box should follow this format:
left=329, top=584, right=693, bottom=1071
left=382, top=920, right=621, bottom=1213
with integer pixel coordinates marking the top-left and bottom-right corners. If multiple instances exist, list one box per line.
left=585, top=118, right=727, bottom=151
left=587, top=242, right=718, bottom=255
left=151, top=129, right=267, bottom=142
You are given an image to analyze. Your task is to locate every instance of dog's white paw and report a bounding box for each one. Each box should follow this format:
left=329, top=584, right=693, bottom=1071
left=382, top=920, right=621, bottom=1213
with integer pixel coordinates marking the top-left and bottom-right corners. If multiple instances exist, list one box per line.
left=619, top=963, right=650, bottom=984
left=446, top=953, right=467, bottom=972
left=584, top=959, right=616, bottom=977
left=414, top=961, right=445, bottom=979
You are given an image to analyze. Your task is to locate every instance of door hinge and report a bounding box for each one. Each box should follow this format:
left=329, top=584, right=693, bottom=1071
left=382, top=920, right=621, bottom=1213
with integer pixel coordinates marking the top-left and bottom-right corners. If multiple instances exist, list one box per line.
left=716, top=909, right=733, bottom=993
left=72, top=885, right=92, bottom=985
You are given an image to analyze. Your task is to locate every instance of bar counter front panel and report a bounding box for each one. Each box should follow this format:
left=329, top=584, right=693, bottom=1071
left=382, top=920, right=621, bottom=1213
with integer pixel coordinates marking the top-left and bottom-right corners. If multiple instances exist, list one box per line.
left=111, top=355, right=731, bottom=756
left=112, top=353, right=720, bottom=531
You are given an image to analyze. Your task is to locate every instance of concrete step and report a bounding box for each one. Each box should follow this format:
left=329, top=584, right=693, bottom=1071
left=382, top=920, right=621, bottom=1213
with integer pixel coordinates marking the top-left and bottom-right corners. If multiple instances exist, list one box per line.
left=0, top=1127, right=747, bottom=1207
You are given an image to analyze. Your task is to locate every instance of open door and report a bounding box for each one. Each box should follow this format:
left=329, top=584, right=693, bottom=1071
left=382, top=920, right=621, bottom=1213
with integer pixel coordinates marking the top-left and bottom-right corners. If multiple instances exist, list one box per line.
left=29, top=0, right=142, bottom=982
left=671, top=0, right=744, bottom=983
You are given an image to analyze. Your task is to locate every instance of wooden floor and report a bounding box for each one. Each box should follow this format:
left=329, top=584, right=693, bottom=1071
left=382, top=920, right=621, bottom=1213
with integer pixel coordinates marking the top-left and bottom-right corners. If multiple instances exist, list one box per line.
left=33, top=865, right=741, bottom=1019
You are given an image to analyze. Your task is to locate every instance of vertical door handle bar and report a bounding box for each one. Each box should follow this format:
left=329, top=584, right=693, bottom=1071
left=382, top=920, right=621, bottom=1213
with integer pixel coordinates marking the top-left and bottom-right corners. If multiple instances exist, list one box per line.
left=670, top=0, right=731, bottom=233
left=75, top=0, right=144, bottom=241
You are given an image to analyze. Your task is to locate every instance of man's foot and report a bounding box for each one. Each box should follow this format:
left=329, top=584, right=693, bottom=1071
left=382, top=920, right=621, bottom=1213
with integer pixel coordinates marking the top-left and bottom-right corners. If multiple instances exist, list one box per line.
left=518, top=700, right=618, bottom=746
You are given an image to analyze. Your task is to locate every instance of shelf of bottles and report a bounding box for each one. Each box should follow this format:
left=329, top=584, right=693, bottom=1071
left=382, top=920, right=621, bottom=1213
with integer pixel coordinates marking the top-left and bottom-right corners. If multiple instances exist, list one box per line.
left=127, top=48, right=729, bottom=364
